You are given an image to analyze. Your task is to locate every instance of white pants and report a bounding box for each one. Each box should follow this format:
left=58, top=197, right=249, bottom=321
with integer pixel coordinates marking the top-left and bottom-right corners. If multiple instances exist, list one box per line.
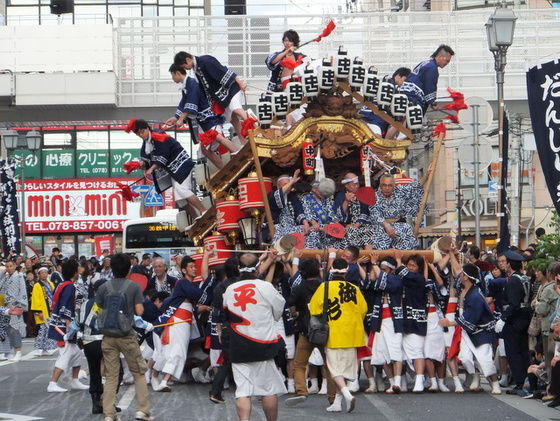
left=224, top=91, right=244, bottom=121
left=276, top=319, right=295, bottom=360
left=424, top=311, right=445, bottom=362
left=54, top=342, right=82, bottom=372
left=498, top=338, right=506, bottom=357
left=459, top=332, right=497, bottom=378
left=443, top=298, right=458, bottom=347
left=371, top=317, right=403, bottom=365
left=403, top=333, right=425, bottom=360
left=172, top=173, right=194, bottom=203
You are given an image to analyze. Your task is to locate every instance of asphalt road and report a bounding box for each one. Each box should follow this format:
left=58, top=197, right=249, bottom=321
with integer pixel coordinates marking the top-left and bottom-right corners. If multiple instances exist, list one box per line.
left=0, top=339, right=558, bottom=421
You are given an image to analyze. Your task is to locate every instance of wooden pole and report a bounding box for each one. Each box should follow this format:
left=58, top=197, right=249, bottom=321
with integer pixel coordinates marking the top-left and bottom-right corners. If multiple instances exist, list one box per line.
left=247, top=131, right=276, bottom=239
left=300, top=248, right=435, bottom=262
left=414, top=132, right=446, bottom=236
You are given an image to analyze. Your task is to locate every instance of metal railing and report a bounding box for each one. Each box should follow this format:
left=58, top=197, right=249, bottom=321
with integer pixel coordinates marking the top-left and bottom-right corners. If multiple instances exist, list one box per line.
left=115, top=9, right=560, bottom=107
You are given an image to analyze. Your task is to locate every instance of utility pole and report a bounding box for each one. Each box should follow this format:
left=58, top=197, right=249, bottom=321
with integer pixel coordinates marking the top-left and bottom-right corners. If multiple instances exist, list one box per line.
left=509, top=117, right=521, bottom=247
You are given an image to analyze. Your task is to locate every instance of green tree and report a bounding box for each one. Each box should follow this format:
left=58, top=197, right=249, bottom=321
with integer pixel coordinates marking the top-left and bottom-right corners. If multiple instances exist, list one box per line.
left=527, top=211, right=560, bottom=273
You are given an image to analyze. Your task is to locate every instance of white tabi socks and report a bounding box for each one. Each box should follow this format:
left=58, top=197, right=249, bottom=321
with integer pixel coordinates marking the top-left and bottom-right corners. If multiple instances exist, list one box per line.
left=326, top=393, right=343, bottom=412
left=469, top=373, right=481, bottom=391
left=491, top=380, right=502, bottom=395
left=412, top=374, right=425, bottom=393
left=340, top=387, right=356, bottom=413
left=453, top=376, right=464, bottom=393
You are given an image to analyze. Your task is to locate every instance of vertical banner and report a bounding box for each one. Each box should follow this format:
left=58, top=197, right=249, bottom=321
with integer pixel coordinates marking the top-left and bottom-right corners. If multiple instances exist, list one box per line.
left=527, top=60, right=560, bottom=214
left=497, top=112, right=510, bottom=253
left=0, top=160, right=22, bottom=256
left=95, top=235, right=115, bottom=256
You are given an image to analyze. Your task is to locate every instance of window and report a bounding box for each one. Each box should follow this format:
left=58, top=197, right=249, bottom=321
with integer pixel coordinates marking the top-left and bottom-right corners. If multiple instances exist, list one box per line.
left=43, top=132, right=73, bottom=147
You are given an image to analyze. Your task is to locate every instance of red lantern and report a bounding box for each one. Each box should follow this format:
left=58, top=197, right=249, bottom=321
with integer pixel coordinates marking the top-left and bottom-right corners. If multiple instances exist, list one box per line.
left=203, top=234, right=234, bottom=268
left=189, top=250, right=204, bottom=282
left=301, top=141, right=316, bottom=175
left=215, top=196, right=249, bottom=233
left=238, top=172, right=273, bottom=213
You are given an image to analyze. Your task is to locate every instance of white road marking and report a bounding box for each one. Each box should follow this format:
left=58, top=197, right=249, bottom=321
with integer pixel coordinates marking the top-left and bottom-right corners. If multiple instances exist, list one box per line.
left=364, top=393, right=405, bottom=421
left=117, top=386, right=135, bottom=411
left=0, top=350, right=40, bottom=367
left=0, top=412, right=44, bottom=420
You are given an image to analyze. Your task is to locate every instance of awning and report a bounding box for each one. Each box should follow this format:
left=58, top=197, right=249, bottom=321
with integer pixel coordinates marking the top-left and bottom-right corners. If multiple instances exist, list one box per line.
left=418, top=218, right=499, bottom=238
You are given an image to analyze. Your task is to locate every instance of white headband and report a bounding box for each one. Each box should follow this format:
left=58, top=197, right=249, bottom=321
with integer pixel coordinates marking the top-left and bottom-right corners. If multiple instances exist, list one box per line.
left=341, top=176, right=359, bottom=185
left=37, top=267, right=49, bottom=272
left=330, top=268, right=348, bottom=274
left=379, top=261, right=396, bottom=270
left=277, top=176, right=291, bottom=182
left=239, top=267, right=257, bottom=273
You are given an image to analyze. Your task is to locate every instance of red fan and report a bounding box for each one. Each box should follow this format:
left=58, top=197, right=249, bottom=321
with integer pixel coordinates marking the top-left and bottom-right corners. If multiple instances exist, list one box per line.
left=289, top=232, right=306, bottom=249
left=115, top=181, right=140, bottom=202
left=198, top=129, right=219, bottom=147
left=123, top=160, right=142, bottom=174
left=325, top=222, right=346, bottom=239
left=128, top=272, right=148, bottom=292
left=240, top=117, right=258, bottom=137
left=124, top=118, right=137, bottom=133
left=356, top=186, right=376, bottom=206
left=433, top=123, right=447, bottom=139
left=298, top=20, right=337, bottom=49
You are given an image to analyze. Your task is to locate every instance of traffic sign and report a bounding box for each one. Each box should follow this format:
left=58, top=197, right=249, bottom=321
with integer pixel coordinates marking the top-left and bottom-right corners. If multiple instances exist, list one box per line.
left=458, top=136, right=494, bottom=173
left=458, top=96, right=493, bottom=134
left=144, top=186, right=164, bottom=207
left=131, top=185, right=151, bottom=195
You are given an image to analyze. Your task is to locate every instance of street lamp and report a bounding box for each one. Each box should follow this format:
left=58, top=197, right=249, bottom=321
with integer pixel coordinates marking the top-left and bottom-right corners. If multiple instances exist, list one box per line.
left=486, top=0, right=516, bottom=248
left=2, top=129, right=42, bottom=256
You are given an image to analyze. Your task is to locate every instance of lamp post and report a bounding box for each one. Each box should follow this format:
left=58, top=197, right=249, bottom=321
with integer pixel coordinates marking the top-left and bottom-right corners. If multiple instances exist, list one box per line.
left=485, top=0, right=516, bottom=246
left=2, top=129, right=42, bottom=257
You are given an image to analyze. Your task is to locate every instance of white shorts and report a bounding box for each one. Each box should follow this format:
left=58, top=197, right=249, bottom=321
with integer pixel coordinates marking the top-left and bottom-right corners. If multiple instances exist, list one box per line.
left=459, top=333, right=497, bottom=378
left=424, top=311, right=445, bottom=362
left=276, top=320, right=295, bottom=360
left=172, top=173, right=194, bottom=202
left=443, top=298, right=458, bottom=347
left=326, top=347, right=358, bottom=380
left=232, top=359, right=287, bottom=398
left=367, top=123, right=383, bottom=136
left=224, top=91, right=245, bottom=121
left=402, top=333, right=425, bottom=361
left=54, top=342, right=83, bottom=371
left=309, top=347, right=324, bottom=366
left=210, top=349, right=222, bottom=367
left=498, top=338, right=506, bottom=357
left=371, top=317, right=403, bottom=365
left=141, top=342, right=154, bottom=361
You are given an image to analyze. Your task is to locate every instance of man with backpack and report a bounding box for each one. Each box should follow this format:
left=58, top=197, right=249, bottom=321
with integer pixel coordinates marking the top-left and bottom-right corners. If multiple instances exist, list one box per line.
left=95, top=253, right=153, bottom=421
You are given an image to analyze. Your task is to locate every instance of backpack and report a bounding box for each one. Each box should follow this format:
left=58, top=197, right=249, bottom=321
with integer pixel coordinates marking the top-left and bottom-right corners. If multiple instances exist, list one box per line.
left=98, top=279, right=133, bottom=337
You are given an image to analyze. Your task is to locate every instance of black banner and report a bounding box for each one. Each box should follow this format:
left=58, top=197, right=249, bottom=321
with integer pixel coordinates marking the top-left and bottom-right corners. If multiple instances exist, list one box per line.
left=497, top=112, right=510, bottom=254
left=527, top=60, right=560, bottom=215
left=0, top=160, right=21, bottom=256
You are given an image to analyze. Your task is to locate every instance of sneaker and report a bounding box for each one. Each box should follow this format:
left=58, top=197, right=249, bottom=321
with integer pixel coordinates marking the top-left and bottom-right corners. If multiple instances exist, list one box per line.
left=70, top=379, right=90, bottom=390
left=285, top=395, right=307, bottom=407
left=0, top=353, right=6, bottom=361
left=522, top=392, right=534, bottom=399
left=209, top=393, right=226, bottom=404
left=135, top=411, right=154, bottom=421
left=47, top=382, right=68, bottom=393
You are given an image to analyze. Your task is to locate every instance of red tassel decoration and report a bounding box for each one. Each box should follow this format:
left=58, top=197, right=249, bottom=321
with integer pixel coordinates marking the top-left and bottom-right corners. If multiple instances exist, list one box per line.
left=318, top=20, right=336, bottom=40
left=433, top=123, right=447, bottom=138
left=280, top=56, right=304, bottom=70
left=115, top=181, right=140, bottom=202
left=124, top=118, right=137, bottom=133
left=240, top=117, right=258, bottom=137
left=198, top=129, right=219, bottom=147
left=123, top=160, right=142, bottom=174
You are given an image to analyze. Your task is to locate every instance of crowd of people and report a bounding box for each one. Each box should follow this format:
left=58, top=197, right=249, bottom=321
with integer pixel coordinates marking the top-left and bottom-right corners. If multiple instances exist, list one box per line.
left=0, top=229, right=559, bottom=420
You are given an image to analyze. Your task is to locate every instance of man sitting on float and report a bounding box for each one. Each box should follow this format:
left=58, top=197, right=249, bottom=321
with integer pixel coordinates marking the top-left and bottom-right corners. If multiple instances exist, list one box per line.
left=301, top=178, right=339, bottom=249
left=369, top=171, right=429, bottom=250
left=333, top=172, right=375, bottom=249
left=268, top=169, right=310, bottom=244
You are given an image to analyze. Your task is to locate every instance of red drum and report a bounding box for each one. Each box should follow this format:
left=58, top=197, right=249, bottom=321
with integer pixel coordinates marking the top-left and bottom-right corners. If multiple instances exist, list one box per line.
left=238, top=173, right=273, bottom=213
left=189, top=251, right=204, bottom=283
left=215, top=197, right=248, bottom=233
left=204, top=234, right=234, bottom=268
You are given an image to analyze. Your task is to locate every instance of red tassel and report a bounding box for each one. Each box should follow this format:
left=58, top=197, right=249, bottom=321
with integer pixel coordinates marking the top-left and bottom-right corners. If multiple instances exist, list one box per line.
left=444, top=113, right=460, bottom=124
left=280, top=56, right=304, bottom=70
left=124, top=118, right=137, bottom=133
left=240, top=117, right=258, bottom=137
left=447, top=87, right=465, bottom=100
left=115, top=181, right=140, bottom=202
left=318, top=20, right=336, bottom=39
left=123, top=161, right=142, bottom=174
left=433, top=123, right=447, bottom=138
left=198, top=129, right=219, bottom=147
